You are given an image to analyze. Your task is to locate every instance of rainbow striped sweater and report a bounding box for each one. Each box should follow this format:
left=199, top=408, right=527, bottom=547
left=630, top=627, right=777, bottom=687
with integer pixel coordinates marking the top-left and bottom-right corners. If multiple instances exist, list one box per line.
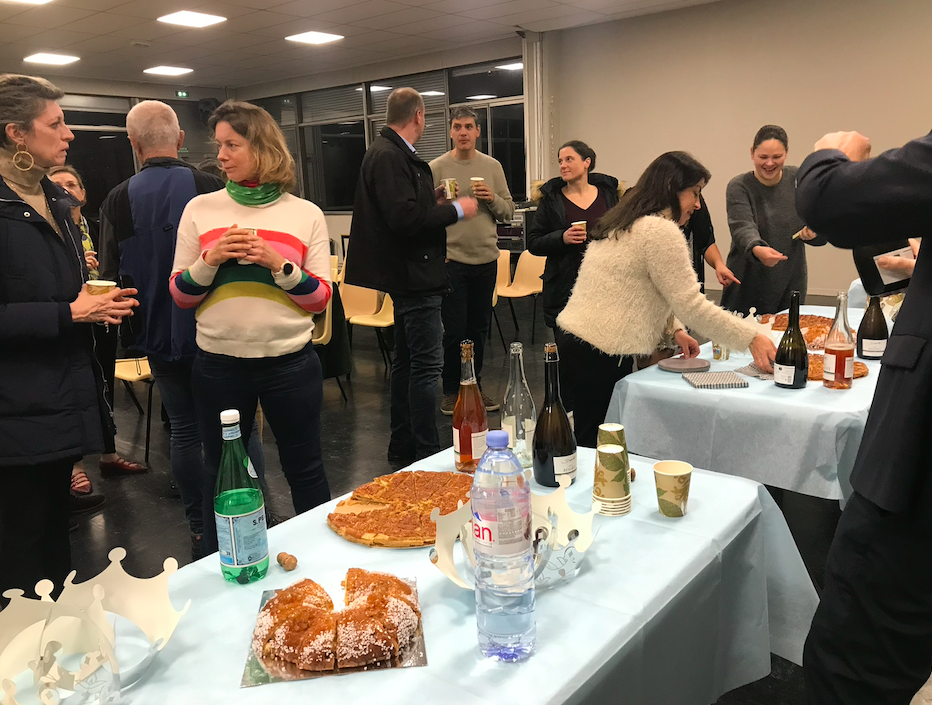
left=170, top=190, right=332, bottom=359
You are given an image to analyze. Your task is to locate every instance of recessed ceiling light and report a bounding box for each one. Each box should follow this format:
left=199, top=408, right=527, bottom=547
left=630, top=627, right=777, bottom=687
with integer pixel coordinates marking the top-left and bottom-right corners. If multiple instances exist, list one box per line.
left=496, top=62, right=523, bottom=71
left=9, top=0, right=53, bottom=5
left=285, top=31, right=343, bottom=45
left=158, top=11, right=226, bottom=28
left=466, top=95, right=497, bottom=100
left=421, top=91, right=444, bottom=97
left=144, top=66, right=193, bottom=76
left=24, top=53, right=79, bottom=65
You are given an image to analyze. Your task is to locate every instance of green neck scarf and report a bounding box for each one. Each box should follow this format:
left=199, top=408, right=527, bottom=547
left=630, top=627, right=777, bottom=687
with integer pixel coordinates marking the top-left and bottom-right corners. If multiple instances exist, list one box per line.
left=225, top=180, right=281, bottom=206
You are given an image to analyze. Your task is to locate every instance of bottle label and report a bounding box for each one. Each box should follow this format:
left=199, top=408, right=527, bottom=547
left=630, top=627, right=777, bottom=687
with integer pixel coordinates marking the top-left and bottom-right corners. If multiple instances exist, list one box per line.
left=472, top=506, right=530, bottom=557
left=222, top=424, right=241, bottom=441
left=216, top=505, right=268, bottom=568
left=454, top=430, right=488, bottom=461
left=553, top=452, right=577, bottom=479
left=245, top=457, right=258, bottom=479
left=823, top=353, right=854, bottom=379
left=773, top=363, right=795, bottom=386
left=862, top=339, right=887, bottom=355
left=502, top=418, right=516, bottom=448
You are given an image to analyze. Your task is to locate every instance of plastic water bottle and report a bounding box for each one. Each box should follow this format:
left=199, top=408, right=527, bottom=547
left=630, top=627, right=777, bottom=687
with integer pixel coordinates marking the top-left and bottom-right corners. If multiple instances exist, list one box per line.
left=471, top=430, right=536, bottom=661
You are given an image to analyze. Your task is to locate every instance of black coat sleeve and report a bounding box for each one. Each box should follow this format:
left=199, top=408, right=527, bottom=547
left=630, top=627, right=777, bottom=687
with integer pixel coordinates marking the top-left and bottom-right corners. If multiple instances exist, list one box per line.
left=369, top=149, right=456, bottom=238
left=796, top=136, right=932, bottom=248
left=527, top=195, right=567, bottom=256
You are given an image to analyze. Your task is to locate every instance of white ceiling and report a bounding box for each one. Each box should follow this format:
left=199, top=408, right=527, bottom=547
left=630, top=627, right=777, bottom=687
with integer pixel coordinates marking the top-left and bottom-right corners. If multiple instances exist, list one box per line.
left=0, top=0, right=720, bottom=89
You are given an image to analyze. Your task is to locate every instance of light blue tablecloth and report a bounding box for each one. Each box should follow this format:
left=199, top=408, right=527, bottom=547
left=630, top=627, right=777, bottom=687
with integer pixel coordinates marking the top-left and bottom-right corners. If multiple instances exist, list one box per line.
left=606, top=306, right=880, bottom=500
left=139, top=448, right=818, bottom=705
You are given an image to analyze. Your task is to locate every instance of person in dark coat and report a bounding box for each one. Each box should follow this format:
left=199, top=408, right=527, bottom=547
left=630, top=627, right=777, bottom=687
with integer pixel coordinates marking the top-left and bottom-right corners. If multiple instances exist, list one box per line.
left=0, top=74, right=137, bottom=601
left=344, top=87, right=478, bottom=463
left=527, top=140, right=620, bottom=412
left=796, top=129, right=932, bottom=704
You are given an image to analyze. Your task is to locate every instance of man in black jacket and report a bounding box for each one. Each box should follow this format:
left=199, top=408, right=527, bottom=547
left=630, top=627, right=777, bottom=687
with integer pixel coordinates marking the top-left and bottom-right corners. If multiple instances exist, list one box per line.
left=796, top=130, right=932, bottom=704
left=345, top=87, right=478, bottom=462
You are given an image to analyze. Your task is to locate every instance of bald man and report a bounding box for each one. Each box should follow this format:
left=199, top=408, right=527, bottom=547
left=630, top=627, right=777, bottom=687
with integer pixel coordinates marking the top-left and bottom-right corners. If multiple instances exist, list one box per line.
left=97, top=100, right=227, bottom=559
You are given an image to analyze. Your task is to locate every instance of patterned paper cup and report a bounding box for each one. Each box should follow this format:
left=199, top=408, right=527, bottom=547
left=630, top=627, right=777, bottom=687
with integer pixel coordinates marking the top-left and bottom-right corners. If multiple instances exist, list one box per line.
left=594, top=444, right=630, bottom=500
left=87, top=280, right=117, bottom=295
left=653, top=461, right=693, bottom=518
left=597, top=423, right=627, bottom=449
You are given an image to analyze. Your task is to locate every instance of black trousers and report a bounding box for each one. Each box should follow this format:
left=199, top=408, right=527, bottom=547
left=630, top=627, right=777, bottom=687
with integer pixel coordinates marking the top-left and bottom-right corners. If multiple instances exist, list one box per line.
left=804, top=487, right=932, bottom=703
left=0, top=459, right=74, bottom=603
left=441, top=260, right=497, bottom=395
left=555, top=328, right=634, bottom=448
left=92, top=322, right=118, bottom=455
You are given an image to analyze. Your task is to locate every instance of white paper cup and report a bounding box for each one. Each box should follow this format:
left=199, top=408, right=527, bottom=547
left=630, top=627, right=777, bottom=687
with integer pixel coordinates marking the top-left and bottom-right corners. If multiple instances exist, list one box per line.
left=87, top=280, right=117, bottom=295
left=571, top=220, right=587, bottom=233
left=653, top=461, right=693, bottom=518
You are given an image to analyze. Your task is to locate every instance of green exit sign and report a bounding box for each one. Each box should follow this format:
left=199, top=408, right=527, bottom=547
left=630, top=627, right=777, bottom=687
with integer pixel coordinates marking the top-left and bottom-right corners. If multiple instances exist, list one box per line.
left=175, top=90, right=189, bottom=98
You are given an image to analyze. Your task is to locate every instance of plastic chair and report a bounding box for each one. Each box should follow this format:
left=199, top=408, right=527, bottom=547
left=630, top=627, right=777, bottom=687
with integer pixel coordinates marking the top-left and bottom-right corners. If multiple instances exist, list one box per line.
left=341, top=283, right=380, bottom=320
left=490, top=288, right=507, bottom=353
left=330, top=254, right=338, bottom=286
left=349, top=293, right=395, bottom=371
left=498, top=251, right=546, bottom=343
left=114, top=357, right=155, bottom=463
left=312, top=293, right=348, bottom=401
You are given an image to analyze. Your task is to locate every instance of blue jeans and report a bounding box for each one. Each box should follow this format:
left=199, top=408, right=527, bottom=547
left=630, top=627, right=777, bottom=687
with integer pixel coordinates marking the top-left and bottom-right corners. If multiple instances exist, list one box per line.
left=149, top=355, right=266, bottom=535
left=193, top=341, right=329, bottom=553
left=391, top=295, right=444, bottom=459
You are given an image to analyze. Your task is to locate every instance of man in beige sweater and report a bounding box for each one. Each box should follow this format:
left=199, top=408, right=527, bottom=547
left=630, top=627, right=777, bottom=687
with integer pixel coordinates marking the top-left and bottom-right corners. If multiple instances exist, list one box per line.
left=430, top=107, right=515, bottom=414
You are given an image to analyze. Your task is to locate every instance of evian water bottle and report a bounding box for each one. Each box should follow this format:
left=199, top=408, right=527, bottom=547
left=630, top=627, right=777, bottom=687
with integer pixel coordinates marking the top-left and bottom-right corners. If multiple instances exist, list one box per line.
left=470, top=430, right=536, bottom=661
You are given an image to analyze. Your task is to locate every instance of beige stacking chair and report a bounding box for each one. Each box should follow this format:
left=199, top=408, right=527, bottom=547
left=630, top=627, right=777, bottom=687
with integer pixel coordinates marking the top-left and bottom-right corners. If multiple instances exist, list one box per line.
left=497, top=250, right=546, bottom=343
left=349, top=294, right=395, bottom=371
left=114, top=357, right=155, bottom=463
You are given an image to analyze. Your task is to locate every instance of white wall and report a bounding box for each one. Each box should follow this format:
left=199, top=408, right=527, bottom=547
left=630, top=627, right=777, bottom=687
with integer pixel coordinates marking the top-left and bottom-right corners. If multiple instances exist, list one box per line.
left=544, top=0, right=932, bottom=296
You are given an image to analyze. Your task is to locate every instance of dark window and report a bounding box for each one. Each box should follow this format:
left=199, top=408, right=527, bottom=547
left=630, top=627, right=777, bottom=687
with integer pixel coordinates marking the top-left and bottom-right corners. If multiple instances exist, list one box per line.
left=491, top=104, right=526, bottom=202
left=64, top=110, right=127, bottom=128
left=303, top=121, right=365, bottom=210
left=449, top=60, right=523, bottom=104
left=253, top=96, right=298, bottom=126
left=64, top=130, right=135, bottom=218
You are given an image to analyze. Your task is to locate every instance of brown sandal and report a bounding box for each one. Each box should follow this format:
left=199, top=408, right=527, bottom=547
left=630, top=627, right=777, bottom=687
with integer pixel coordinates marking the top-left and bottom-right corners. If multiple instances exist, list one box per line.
left=71, top=469, right=93, bottom=495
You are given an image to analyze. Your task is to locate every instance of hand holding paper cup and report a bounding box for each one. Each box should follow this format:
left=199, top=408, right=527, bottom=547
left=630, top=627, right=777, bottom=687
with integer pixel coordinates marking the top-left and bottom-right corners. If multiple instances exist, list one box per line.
left=653, top=460, right=693, bottom=518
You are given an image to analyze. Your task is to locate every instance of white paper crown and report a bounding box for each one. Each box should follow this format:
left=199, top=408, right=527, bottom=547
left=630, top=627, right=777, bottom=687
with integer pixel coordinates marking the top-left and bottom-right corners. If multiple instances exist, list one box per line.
left=0, top=547, right=190, bottom=705
left=429, top=474, right=595, bottom=590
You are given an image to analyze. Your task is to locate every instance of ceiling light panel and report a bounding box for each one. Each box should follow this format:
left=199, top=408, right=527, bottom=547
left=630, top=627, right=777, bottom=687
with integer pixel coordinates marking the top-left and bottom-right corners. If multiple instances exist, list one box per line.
left=8, top=0, right=54, bottom=4
left=144, top=65, right=193, bottom=75
left=24, top=53, right=80, bottom=65
left=285, top=30, right=344, bottom=44
left=158, top=11, right=226, bottom=28
left=466, top=95, right=496, bottom=100
left=496, top=62, right=523, bottom=71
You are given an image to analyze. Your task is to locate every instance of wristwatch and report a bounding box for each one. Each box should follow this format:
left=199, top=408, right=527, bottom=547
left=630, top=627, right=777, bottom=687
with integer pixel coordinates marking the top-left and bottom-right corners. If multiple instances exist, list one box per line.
left=275, top=260, right=295, bottom=277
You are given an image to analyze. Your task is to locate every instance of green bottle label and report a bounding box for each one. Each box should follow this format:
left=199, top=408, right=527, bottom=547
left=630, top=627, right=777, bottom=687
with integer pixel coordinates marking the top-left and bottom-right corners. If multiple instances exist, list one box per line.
left=216, top=505, right=268, bottom=568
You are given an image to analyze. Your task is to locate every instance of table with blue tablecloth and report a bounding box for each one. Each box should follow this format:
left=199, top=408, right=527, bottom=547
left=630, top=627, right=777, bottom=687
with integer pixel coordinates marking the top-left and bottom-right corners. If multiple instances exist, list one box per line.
left=606, top=306, right=881, bottom=501
left=140, top=448, right=818, bottom=705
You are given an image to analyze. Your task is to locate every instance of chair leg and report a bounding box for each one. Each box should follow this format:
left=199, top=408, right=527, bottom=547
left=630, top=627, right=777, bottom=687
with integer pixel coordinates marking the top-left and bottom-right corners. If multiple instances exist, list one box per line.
left=123, top=380, right=144, bottom=414
left=375, top=329, right=393, bottom=370
left=334, top=375, right=348, bottom=402
left=507, top=298, right=519, bottom=331
left=492, top=308, right=508, bottom=353
left=531, top=295, right=539, bottom=345
left=145, top=381, right=154, bottom=464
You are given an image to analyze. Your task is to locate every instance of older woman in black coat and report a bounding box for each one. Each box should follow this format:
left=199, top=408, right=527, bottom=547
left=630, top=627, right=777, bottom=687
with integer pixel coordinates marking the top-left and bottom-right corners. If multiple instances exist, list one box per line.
left=0, top=74, right=137, bottom=600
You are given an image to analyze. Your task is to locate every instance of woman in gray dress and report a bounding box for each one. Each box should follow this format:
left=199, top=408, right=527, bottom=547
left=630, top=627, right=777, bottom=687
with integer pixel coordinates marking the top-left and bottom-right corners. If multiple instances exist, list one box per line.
left=721, top=125, right=825, bottom=315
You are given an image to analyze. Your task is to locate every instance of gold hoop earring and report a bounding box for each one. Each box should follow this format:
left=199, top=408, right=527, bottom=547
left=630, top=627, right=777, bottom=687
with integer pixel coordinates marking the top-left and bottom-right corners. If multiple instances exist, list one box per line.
left=12, top=143, right=34, bottom=172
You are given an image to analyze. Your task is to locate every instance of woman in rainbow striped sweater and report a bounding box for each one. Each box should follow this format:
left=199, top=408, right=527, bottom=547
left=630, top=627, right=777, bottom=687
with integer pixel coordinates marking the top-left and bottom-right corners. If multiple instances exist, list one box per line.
left=170, top=101, right=332, bottom=553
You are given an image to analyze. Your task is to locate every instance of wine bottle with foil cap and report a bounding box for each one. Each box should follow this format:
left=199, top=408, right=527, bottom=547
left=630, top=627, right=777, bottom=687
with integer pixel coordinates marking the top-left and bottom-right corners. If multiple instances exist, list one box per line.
left=857, top=296, right=888, bottom=360
left=533, top=342, right=577, bottom=487
left=453, top=340, right=488, bottom=472
left=824, top=292, right=856, bottom=390
left=773, top=291, right=808, bottom=389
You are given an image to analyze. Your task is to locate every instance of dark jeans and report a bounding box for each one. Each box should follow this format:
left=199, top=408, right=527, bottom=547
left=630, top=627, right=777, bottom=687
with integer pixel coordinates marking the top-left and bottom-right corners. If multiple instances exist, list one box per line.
left=149, top=355, right=267, bottom=536
left=556, top=328, right=634, bottom=448
left=0, top=459, right=74, bottom=603
left=93, top=322, right=118, bottom=454
left=193, top=341, right=329, bottom=553
left=804, top=489, right=932, bottom=704
left=441, top=260, right=497, bottom=395
left=391, top=295, right=444, bottom=459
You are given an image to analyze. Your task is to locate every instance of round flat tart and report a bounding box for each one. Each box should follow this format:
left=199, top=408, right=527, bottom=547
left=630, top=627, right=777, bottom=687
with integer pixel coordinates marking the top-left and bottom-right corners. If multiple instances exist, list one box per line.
left=807, top=354, right=870, bottom=381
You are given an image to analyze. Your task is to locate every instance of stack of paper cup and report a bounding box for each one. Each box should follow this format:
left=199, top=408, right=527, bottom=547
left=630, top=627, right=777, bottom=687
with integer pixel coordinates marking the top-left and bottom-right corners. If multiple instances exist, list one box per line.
left=595, top=423, right=635, bottom=482
left=592, top=444, right=631, bottom=516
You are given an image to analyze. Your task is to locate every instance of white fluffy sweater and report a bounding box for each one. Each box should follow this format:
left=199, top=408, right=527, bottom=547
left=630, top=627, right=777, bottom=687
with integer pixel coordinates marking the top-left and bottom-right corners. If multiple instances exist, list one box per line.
left=557, top=215, right=758, bottom=356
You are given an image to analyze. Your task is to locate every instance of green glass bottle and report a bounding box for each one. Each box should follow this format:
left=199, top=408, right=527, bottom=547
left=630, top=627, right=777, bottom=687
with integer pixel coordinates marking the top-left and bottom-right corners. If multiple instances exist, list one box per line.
left=215, top=409, right=269, bottom=584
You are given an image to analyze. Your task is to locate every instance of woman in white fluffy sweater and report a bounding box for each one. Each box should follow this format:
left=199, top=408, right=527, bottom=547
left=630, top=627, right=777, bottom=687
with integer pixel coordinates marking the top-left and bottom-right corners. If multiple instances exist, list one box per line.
left=556, top=151, right=776, bottom=447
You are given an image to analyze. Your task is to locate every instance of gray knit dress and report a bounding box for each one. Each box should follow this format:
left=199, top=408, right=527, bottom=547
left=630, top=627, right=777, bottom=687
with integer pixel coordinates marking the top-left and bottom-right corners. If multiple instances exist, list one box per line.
left=720, top=166, right=825, bottom=315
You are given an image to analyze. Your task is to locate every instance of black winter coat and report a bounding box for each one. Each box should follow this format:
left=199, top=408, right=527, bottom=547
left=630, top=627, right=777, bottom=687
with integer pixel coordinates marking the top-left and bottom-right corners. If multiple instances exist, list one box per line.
left=345, top=127, right=458, bottom=298
left=796, top=136, right=932, bottom=514
left=0, top=175, right=105, bottom=467
left=527, top=173, right=620, bottom=327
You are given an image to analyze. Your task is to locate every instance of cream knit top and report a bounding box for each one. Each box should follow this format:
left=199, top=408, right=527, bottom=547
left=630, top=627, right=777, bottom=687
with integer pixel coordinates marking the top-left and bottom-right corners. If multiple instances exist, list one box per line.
left=557, top=214, right=758, bottom=356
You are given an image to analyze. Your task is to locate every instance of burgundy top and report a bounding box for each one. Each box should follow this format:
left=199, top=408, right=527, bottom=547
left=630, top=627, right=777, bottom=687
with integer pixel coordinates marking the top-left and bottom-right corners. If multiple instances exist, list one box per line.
left=560, top=190, right=609, bottom=237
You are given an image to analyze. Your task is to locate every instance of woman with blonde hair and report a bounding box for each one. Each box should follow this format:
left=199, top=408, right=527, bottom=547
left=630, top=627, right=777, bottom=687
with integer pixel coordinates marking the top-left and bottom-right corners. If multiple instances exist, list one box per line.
left=170, top=100, right=333, bottom=553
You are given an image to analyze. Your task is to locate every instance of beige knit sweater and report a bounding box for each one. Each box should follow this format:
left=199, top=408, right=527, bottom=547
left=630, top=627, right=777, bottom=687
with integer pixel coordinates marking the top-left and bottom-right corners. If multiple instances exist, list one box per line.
left=557, top=214, right=758, bottom=356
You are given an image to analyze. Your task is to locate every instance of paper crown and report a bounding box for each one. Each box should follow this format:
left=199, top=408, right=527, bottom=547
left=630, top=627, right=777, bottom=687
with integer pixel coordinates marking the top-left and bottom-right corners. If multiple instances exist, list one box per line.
left=429, top=474, right=595, bottom=590
left=0, top=547, right=190, bottom=705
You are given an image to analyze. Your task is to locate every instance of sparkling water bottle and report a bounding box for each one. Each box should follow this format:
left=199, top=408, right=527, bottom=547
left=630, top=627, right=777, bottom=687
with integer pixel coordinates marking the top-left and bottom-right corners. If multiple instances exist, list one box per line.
left=471, top=430, right=536, bottom=661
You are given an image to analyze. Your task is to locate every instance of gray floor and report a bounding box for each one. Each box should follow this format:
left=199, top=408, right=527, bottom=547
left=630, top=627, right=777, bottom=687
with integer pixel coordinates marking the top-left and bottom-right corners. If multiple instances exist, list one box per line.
left=71, top=294, right=833, bottom=704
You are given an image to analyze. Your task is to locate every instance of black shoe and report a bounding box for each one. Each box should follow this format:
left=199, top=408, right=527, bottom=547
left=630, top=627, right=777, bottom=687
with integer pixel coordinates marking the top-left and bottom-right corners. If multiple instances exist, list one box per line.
left=191, top=532, right=204, bottom=561
left=70, top=492, right=105, bottom=515
left=387, top=440, right=416, bottom=463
